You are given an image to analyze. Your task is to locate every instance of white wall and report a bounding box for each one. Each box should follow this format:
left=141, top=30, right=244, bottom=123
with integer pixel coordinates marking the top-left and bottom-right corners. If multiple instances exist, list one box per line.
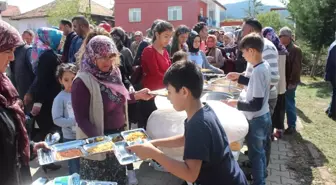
left=11, top=17, right=50, bottom=34
left=2, top=17, right=20, bottom=30
left=215, top=5, right=221, bottom=27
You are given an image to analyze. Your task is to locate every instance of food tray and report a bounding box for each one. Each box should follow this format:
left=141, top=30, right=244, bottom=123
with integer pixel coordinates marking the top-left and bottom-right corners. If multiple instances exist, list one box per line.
left=201, top=68, right=212, bottom=73
left=113, top=141, right=140, bottom=165
left=85, top=136, right=109, bottom=144
left=37, top=149, right=55, bottom=165
left=36, top=180, right=117, bottom=185
left=83, top=140, right=114, bottom=155
left=149, top=89, right=168, bottom=97
left=85, top=181, right=118, bottom=185
left=54, top=147, right=87, bottom=161
left=38, top=146, right=87, bottom=165
left=52, top=140, right=86, bottom=151
left=121, top=128, right=150, bottom=145
left=108, top=133, right=124, bottom=143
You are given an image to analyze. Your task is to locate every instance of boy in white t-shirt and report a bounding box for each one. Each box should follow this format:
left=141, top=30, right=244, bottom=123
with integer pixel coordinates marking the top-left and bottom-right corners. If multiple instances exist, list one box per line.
left=224, top=33, right=272, bottom=185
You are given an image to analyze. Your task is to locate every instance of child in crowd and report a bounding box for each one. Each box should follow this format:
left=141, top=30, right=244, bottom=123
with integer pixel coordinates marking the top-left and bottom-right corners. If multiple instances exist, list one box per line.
left=225, top=33, right=272, bottom=185
left=172, top=50, right=188, bottom=64
left=52, top=63, right=79, bottom=174
left=128, top=61, right=248, bottom=185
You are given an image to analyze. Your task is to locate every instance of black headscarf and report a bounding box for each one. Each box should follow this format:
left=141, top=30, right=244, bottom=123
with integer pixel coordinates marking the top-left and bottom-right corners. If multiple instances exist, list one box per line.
left=187, top=30, right=200, bottom=53
left=111, top=28, right=126, bottom=51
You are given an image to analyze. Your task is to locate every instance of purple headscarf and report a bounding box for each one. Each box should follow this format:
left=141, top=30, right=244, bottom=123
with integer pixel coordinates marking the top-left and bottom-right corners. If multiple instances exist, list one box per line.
left=81, top=35, right=130, bottom=101
left=0, top=20, right=24, bottom=52
left=0, top=20, right=30, bottom=165
left=262, top=27, right=288, bottom=54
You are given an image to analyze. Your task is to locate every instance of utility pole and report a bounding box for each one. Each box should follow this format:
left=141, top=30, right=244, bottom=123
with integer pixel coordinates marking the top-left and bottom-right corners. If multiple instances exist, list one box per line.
left=88, top=0, right=91, bottom=13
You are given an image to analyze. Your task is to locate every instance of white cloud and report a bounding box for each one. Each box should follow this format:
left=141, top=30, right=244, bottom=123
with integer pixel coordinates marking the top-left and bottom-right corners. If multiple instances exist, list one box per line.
left=7, top=0, right=113, bottom=13
left=218, top=0, right=285, bottom=7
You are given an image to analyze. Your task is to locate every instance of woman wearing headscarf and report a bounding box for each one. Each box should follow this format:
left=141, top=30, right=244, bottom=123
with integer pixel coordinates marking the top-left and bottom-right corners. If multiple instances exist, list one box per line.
left=169, top=25, right=190, bottom=56
left=187, top=30, right=223, bottom=74
left=29, top=27, right=63, bottom=171
left=223, top=32, right=236, bottom=48
left=220, top=32, right=238, bottom=73
left=0, top=20, right=50, bottom=185
left=206, top=34, right=224, bottom=68
left=262, top=27, right=288, bottom=139
left=72, top=35, right=152, bottom=185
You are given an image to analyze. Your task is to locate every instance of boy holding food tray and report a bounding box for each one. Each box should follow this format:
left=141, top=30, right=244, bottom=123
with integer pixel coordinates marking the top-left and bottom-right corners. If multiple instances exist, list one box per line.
left=128, top=61, right=248, bottom=185
left=224, top=33, right=272, bottom=185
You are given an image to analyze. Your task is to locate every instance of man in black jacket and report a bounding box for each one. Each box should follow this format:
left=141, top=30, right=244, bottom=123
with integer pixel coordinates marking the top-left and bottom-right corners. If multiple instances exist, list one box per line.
left=325, top=38, right=336, bottom=121
left=10, top=44, right=35, bottom=113
left=59, top=19, right=76, bottom=63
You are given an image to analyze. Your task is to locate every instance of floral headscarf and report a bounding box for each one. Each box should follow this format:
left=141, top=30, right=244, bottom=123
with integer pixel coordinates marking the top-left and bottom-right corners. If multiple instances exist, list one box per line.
left=31, top=27, right=63, bottom=68
left=0, top=20, right=24, bottom=52
left=0, top=20, right=30, bottom=165
left=224, top=32, right=236, bottom=48
left=81, top=35, right=130, bottom=101
left=262, top=27, right=288, bottom=54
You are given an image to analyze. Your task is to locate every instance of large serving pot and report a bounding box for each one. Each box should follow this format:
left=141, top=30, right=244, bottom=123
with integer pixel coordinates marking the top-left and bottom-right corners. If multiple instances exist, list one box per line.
left=148, top=94, right=249, bottom=161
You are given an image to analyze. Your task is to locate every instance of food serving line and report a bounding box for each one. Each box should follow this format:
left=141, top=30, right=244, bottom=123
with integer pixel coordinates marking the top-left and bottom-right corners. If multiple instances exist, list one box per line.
left=32, top=73, right=249, bottom=185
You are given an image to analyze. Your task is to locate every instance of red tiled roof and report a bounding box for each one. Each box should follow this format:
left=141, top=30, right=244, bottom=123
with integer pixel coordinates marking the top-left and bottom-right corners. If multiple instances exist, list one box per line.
left=1, top=5, right=21, bottom=17
left=11, top=0, right=113, bottom=20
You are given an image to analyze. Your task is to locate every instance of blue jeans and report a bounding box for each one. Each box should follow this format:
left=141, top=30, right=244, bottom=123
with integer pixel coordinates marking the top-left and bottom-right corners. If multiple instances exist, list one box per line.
left=63, top=138, right=80, bottom=175
left=286, top=87, right=297, bottom=128
left=247, top=113, right=272, bottom=185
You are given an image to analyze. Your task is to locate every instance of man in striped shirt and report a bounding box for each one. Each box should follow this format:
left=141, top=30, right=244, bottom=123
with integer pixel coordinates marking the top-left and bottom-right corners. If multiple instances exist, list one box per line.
left=226, top=18, right=279, bottom=179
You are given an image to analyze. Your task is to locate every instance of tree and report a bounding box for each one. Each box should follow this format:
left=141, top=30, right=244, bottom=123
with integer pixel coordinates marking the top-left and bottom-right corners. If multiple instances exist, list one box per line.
left=47, top=0, right=92, bottom=26
left=286, top=0, right=336, bottom=76
left=244, top=0, right=264, bottom=18
left=257, top=11, right=293, bottom=32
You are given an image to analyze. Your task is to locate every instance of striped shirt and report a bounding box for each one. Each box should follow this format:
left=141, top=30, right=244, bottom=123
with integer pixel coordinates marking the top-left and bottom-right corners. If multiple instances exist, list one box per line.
left=245, top=38, right=280, bottom=99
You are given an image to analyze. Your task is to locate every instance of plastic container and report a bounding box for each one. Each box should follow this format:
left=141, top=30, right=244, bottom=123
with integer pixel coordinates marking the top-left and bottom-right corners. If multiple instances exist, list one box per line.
left=53, top=173, right=80, bottom=185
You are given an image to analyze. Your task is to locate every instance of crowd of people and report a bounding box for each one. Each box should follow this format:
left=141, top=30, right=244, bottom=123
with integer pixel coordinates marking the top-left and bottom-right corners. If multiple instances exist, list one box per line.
left=0, top=12, right=335, bottom=185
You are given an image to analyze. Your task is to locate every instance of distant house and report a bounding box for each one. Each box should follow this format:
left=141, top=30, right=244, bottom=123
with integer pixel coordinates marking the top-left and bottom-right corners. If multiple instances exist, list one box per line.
left=220, top=20, right=243, bottom=27
left=114, top=0, right=226, bottom=33
left=1, top=5, right=21, bottom=28
left=9, top=0, right=113, bottom=34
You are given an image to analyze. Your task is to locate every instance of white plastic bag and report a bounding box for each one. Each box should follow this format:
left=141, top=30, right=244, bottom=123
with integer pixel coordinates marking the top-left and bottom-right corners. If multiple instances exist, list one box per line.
left=206, top=100, right=249, bottom=143
left=146, top=109, right=187, bottom=161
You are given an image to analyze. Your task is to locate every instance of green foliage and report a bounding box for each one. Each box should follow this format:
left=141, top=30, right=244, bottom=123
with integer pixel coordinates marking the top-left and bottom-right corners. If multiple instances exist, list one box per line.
left=47, top=0, right=93, bottom=26
left=286, top=0, right=336, bottom=76
left=244, top=0, right=263, bottom=18
left=287, top=0, right=336, bottom=50
left=257, top=11, right=293, bottom=32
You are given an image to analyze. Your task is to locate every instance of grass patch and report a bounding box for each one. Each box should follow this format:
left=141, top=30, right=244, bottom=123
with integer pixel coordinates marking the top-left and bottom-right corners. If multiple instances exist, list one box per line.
left=295, top=76, right=335, bottom=175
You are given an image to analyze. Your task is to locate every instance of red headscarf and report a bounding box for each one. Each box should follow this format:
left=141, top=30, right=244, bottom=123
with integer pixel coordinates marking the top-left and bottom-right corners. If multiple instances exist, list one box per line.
left=99, top=22, right=112, bottom=33
left=0, top=20, right=30, bottom=165
left=0, top=20, right=24, bottom=52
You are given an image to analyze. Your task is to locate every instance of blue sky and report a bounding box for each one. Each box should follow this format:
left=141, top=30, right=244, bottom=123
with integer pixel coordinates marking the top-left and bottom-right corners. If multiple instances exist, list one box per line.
left=7, top=0, right=285, bottom=13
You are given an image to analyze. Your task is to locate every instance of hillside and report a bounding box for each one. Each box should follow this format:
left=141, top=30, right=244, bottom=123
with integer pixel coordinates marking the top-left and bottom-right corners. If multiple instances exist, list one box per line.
left=221, top=0, right=290, bottom=20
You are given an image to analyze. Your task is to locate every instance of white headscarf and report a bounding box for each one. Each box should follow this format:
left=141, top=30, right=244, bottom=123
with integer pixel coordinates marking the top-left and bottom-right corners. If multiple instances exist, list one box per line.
left=224, top=32, right=235, bottom=48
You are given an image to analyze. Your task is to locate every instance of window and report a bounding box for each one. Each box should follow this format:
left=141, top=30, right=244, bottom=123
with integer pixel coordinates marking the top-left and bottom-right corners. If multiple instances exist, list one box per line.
left=129, top=8, right=141, bottom=22
left=168, top=6, right=182, bottom=21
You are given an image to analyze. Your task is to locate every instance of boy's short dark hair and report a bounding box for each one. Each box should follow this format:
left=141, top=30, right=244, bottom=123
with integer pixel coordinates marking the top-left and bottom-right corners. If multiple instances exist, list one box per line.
left=72, top=15, right=89, bottom=27
left=163, top=60, right=203, bottom=99
left=239, top=33, right=264, bottom=53
left=60, top=19, right=72, bottom=28
left=172, top=51, right=188, bottom=63
left=244, top=18, right=263, bottom=33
